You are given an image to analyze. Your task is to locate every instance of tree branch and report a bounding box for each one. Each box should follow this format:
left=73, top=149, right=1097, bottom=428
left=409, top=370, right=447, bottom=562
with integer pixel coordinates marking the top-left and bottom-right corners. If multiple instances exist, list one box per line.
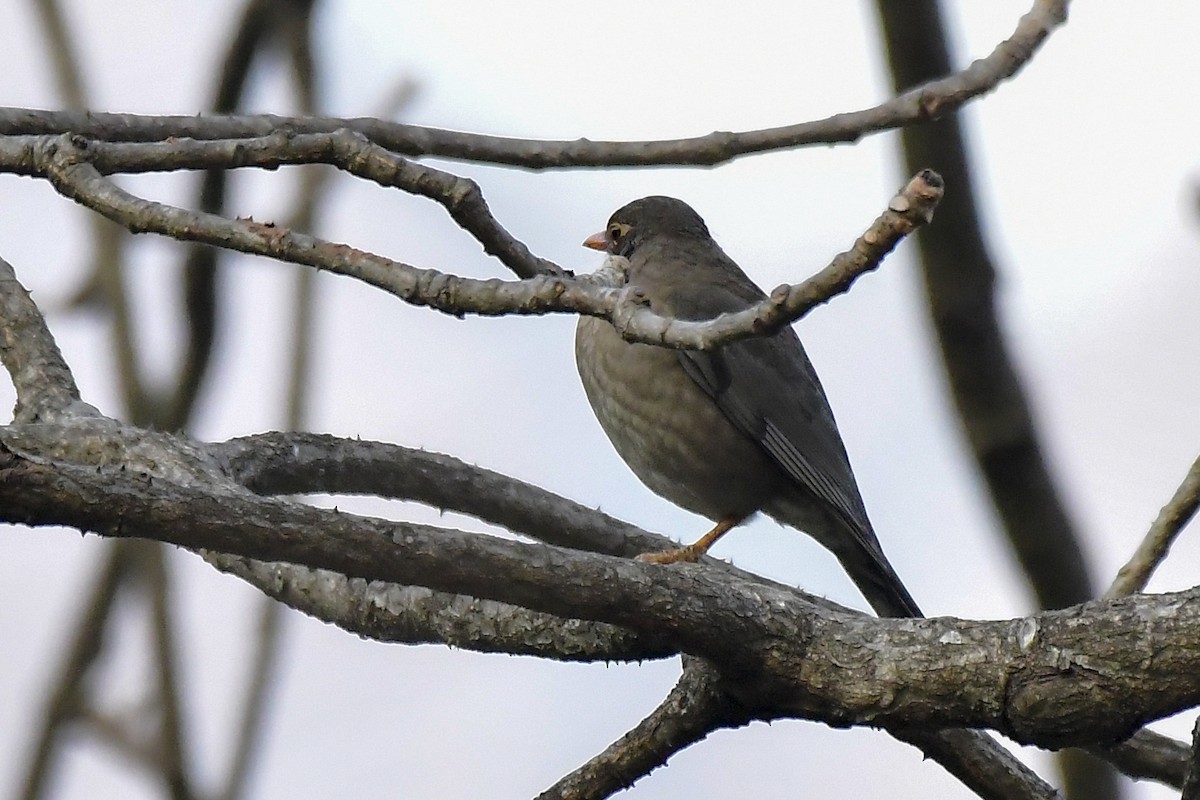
left=206, top=553, right=675, bottom=663
left=0, top=1, right=1067, bottom=168
left=875, top=0, right=1092, bottom=617
left=8, top=135, right=940, bottom=350
left=1107, top=454, right=1200, bottom=598
left=538, top=659, right=743, bottom=800
left=0, top=256, right=90, bottom=423
left=16, top=542, right=134, bottom=800
left=873, top=3, right=1108, bottom=797
left=210, top=431, right=680, bottom=557
left=141, top=543, right=195, bottom=800
left=206, top=430, right=879, bottom=604
left=1093, top=729, right=1188, bottom=789
left=2, top=436, right=1199, bottom=750
left=29, top=129, right=561, bottom=278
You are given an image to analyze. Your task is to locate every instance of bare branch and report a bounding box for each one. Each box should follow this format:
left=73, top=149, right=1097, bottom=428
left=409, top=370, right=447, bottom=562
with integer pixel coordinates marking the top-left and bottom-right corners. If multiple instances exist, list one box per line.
left=161, top=0, right=323, bottom=431
left=1093, top=729, right=1188, bottom=789
left=600, top=170, right=943, bottom=348
left=893, top=729, right=1059, bottom=800
left=213, top=7, right=318, bottom=798
left=30, top=0, right=89, bottom=108
left=3, top=439, right=1200, bottom=750
left=16, top=136, right=939, bottom=351
left=1107, top=455, right=1200, bottom=598
left=875, top=5, right=1102, bottom=796
left=0, top=256, right=92, bottom=423
left=17, top=542, right=135, bottom=800
left=538, top=660, right=741, bottom=800
left=33, top=0, right=148, bottom=423
left=216, top=590, right=282, bottom=800
left=207, top=553, right=674, bottom=663
left=22, top=130, right=561, bottom=278
left=210, top=431, right=675, bottom=557
left=142, top=544, right=195, bottom=800
left=877, top=0, right=1093, bottom=618
left=1184, top=717, right=1200, bottom=800
left=209, top=430, right=860, bottom=608
left=0, top=1, right=1067, bottom=168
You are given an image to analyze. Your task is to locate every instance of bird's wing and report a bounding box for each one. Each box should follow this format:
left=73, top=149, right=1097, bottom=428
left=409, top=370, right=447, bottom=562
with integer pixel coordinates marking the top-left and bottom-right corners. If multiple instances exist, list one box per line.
left=676, top=331, right=873, bottom=537
left=639, top=242, right=875, bottom=541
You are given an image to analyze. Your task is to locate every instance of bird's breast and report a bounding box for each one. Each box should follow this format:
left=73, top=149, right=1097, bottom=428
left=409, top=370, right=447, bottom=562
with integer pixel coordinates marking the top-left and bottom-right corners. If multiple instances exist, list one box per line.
left=574, top=317, right=784, bottom=521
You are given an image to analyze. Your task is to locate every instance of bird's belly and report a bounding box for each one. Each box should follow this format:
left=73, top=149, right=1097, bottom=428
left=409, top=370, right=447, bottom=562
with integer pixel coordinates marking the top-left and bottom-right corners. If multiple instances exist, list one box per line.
left=575, top=317, right=783, bottom=521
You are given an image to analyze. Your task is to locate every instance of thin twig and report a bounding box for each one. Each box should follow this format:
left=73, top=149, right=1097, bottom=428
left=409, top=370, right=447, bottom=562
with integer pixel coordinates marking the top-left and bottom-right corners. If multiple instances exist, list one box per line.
left=141, top=544, right=195, bottom=800
left=17, top=543, right=135, bottom=800
left=28, top=137, right=940, bottom=351
left=35, top=0, right=148, bottom=422
left=30, top=0, right=88, bottom=108
left=2, top=130, right=934, bottom=282
left=0, top=130, right=564, bottom=278
left=216, top=591, right=283, bottom=800
left=602, top=170, right=943, bottom=347
left=0, top=1, right=1068, bottom=168
left=220, top=9, right=316, bottom=795
left=162, top=0, right=289, bottom=431
left=1106, top=455, right=1200, bottom=598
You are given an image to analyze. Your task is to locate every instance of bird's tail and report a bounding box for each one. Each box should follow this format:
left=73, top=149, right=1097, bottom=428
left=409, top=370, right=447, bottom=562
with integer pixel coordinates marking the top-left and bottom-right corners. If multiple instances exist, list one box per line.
left=834, top=540, right=923, bottom=618
left=768, top=496, right=923, bottom=618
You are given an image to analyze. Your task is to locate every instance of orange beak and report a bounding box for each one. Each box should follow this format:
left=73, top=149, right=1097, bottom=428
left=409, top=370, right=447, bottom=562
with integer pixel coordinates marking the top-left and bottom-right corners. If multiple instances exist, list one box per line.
left=582, top=230, right=610, bottom=251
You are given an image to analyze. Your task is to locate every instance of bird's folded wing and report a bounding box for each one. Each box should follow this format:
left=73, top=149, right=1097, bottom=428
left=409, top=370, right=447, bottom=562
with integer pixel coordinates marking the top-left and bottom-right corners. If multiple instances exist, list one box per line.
left=677, top=336, right=873, bottom=539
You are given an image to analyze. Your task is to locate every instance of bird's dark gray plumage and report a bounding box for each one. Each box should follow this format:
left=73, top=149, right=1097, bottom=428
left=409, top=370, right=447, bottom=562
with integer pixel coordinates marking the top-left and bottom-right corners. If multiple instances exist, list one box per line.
left=575, top=196, right=921, bottom=618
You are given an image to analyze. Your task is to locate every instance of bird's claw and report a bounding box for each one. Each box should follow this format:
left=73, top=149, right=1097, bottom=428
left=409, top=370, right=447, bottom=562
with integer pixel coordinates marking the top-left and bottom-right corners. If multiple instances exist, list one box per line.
left=635, top=547, right=702, bottom=565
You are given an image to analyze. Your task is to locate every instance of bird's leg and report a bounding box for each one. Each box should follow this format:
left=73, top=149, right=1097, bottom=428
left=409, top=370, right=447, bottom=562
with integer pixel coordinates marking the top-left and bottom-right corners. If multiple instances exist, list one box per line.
left=635, top=516, right=744, bottom=564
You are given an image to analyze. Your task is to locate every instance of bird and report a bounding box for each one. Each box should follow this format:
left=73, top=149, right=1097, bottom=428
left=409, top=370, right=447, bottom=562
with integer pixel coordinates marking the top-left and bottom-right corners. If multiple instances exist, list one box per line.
left=574, top=196, right=922, bottom=618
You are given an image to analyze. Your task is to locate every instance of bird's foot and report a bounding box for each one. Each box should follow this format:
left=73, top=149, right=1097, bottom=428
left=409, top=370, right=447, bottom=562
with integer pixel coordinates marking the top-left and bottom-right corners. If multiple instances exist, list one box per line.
left=635, top=546, right=703, bottom=565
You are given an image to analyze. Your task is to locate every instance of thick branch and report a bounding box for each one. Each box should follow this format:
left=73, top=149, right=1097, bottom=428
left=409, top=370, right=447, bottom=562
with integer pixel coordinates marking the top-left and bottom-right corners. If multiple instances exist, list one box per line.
left=2, top=440, right=1200, bottom=748
left=1184, top=717, right=1200, bottom=800
left=206, top=553, right=674, bottom=663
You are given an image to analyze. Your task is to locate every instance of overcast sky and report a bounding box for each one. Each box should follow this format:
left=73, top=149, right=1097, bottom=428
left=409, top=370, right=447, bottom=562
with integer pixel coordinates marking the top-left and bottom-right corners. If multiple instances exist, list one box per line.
left=2, top=2, right=1199, bottom=798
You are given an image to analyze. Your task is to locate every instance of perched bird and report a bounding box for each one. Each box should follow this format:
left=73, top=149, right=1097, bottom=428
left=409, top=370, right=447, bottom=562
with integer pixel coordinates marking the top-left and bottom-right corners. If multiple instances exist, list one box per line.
left=575, top=196, right=921, bottom=618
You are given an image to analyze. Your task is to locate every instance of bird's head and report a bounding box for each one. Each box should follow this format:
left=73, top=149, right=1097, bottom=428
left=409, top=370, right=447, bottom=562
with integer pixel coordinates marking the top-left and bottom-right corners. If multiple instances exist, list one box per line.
left=583, top=196, right=711, bottom=258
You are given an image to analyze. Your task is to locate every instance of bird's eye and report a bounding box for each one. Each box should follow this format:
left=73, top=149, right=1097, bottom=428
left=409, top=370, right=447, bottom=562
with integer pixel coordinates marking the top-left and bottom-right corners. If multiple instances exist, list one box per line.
left=608, top=224, right=625, bottom=242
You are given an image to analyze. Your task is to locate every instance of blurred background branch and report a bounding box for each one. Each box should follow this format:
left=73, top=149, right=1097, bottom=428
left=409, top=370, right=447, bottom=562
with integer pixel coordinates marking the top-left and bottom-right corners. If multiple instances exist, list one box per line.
left=872, top=3, right=1110, bottom=799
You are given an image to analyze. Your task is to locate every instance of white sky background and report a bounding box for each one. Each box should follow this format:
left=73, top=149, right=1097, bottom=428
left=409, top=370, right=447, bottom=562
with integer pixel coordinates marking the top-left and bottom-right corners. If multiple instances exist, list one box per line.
left=1, top=2, right=1198, bottom=798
